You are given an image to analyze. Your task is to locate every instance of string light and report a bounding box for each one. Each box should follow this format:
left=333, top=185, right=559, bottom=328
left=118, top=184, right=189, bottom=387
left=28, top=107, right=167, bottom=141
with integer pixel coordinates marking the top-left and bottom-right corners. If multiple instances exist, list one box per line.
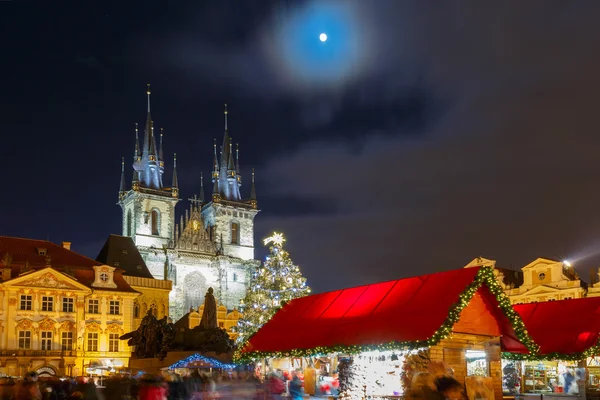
left=234, top=266, right=539, bottom=363
left=169, top=353, right=237, bottom=370
left=234, top=232, right=311, bottom=348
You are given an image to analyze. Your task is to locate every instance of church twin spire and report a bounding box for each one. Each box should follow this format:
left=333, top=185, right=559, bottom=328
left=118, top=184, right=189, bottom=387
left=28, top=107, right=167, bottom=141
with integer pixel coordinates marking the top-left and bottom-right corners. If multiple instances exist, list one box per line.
left=119, top=86, right=257, bottom=208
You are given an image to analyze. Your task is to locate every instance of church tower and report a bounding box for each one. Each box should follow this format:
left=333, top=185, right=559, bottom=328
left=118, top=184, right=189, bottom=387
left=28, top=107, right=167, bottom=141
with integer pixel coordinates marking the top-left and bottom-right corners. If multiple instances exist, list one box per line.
left=118, top=85, right=179, bottom=249
left=201, top=104, right=259, bottom=260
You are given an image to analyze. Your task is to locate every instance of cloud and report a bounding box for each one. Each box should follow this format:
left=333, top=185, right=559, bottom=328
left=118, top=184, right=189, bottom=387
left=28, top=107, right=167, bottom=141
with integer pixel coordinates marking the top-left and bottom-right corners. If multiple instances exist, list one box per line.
left=254, top=1, right=600, bottom=292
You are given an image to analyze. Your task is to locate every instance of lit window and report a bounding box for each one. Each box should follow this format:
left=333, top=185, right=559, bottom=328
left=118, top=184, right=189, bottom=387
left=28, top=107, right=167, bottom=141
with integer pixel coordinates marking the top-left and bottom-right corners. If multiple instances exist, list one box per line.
left=87, top=333, right=98, bottom=352
left=231, top=222, right=239, bottom=244
left=42, top=296, right=53, bottom=312
left=109, top=333, right=119, bottom=352
left=61, top=332, right=73, bottom=350
left=88, top=299, right=99, bottom=314
left=20, top=295, right=32, bottom=310
left=109, top=300, right=120, bottom=315
left=62, top=298, right=74, bottom=313
left=134, top=302, right=140, bottom=318
left=538, top=272, right=546, bottom=280
left=41, top=331, right=52, bottom=350
left=151, top=210, right=159, bottom=236
left=18, top=331, right=31, bottom=349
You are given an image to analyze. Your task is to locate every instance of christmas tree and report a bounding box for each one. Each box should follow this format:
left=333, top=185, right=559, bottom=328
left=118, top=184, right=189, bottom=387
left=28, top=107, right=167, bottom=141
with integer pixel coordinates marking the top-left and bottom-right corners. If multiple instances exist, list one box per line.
left=235, top=232, right=311, bottom=345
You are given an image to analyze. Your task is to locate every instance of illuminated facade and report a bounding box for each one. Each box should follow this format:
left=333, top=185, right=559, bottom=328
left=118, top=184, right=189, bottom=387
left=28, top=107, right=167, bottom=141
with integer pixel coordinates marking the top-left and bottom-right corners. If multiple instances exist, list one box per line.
left=181, top=302, right=243, bottom=341
left=465, top=257, right=586, bottom=304
left=117, top=86, right=259, bottom=321
left=0, top=237, right=169, bottom=377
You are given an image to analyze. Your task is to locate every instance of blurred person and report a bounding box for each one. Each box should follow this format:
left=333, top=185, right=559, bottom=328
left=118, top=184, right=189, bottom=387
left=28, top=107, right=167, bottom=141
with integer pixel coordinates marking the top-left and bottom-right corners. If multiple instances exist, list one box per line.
left=138, top=374, right=166, bottom=400
left=435, top=377, right=466, bottom=400
left=267, top=373, right=285, bottom=400
left=288, top=372, right=303, bottom=400
left=404, top=372, right=444, bottom=400
left=14, top=372, right=42, bottom=400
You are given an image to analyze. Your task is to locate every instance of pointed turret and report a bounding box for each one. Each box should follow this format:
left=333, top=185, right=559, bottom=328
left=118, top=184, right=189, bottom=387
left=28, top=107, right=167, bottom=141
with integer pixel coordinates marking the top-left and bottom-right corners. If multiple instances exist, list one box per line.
left=227, top=138, right=236, bottom=179
left=199, top=172, right=205, bottom=203
left=236, top=143, right=242, bottom=186
left=159, top=128, right=165, bottom=163
left=172, top=153, right=179, bottom=198
left=119, top=157, right=127, bottom=199
left=250, top=168, right=257, bottom=207
left=134, top=123, right=141, bottom=161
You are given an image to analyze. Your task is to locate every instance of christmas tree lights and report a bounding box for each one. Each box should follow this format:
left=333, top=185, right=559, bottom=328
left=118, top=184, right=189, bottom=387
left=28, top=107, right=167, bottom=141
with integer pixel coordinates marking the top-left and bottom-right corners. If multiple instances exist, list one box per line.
left=234, top=232, right=311, bottom=346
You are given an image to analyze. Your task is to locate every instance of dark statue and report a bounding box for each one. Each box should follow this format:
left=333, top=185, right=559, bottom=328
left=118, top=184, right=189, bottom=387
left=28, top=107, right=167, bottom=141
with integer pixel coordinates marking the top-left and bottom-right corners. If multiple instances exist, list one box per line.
left=120, top=311, right=175, bottom=360
left=200, top=287, right=218, bottom=329
left=121, top=288, right=235, bottom=360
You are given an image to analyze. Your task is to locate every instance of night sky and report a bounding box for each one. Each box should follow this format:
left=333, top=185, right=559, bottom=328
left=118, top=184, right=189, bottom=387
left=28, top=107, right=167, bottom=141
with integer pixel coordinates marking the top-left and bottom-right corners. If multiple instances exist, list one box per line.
left=4, top=1, right=600, bottom=293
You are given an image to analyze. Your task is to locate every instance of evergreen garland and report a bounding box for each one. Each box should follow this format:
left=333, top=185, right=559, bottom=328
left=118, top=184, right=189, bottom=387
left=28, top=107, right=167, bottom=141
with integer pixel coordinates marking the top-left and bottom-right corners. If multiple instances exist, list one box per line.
left=400, top=350, right=431, bottom=391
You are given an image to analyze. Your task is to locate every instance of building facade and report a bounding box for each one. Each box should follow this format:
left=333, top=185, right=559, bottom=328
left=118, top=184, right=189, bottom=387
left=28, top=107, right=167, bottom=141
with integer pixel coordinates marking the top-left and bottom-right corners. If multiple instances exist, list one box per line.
left=465, top=257, right=590, bottom=304
left=117, top=86, right=259, bottom=321
left=0, top=237, right=169, bottom=377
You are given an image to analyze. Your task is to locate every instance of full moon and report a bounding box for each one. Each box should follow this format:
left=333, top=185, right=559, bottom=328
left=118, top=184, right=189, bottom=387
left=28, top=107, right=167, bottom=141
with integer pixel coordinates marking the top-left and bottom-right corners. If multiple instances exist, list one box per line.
left=319, top=33, right=328, bottom=42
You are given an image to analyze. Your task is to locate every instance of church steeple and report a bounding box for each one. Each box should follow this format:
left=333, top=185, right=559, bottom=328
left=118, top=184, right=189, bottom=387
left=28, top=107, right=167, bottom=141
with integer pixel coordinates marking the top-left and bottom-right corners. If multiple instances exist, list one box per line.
left=119, top=157, right=127, bottom=199
left=172, top=153, right=179, bottom=198
left=236, top=143, right=241, bottom=186
left=137, top=84, right=164, bottom=190
left=215, top=104, right=242, bottom=201
left=199, top=172, right=205, bottom=203
left=250, top=168, right=257, bottom=207
left=159, top=128, right=165, bottom=164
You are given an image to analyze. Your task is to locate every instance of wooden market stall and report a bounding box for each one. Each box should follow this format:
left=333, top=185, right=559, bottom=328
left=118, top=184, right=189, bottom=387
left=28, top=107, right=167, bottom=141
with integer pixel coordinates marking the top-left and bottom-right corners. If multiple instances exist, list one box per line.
left=237, top=266, right=538, bottom=400
left=501, top=296, right=600, bottom=400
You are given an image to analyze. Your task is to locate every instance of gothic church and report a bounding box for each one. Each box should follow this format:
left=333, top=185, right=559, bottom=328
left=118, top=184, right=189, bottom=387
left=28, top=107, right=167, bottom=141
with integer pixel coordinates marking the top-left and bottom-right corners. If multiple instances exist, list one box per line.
left=117, top=85, right=259, bottom=321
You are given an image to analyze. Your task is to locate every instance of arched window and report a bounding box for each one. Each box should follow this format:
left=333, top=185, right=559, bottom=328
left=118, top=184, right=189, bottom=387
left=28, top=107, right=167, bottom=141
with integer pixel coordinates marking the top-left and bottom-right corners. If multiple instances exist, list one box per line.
left=150, top=303, right=158, bottom=317
left=133, top=302, right=140, bottom=318
left=126, top=210, right=132, bottom=237
left=231, top=222, right=239, bottom=244
left=151, top=210, right=159, bottom=236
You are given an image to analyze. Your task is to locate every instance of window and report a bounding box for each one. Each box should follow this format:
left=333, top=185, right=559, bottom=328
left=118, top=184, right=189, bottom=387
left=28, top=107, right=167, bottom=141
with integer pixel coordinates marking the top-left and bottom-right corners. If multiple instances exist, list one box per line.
left=62, top=298, right=74, bottom=313
left=87, top=333, right=98, bottom=352
left=41, top=331, right=52, bottom=350
left=538, top=272, right=546, bottom=281
left=231, top=222, right=239, bottom=244
left=20, top=295, right=32, bottom=310
left=88, top=299, right=99, bottom=314
left=100, top=272, right=109, bottom=283
left=109, top=300, right=120, bottom=315
left=232, top=273, right=238, bottom=282
left=150, top=303, right=157, bottom=317
left=42, top=296, right=53, bottom=312
left=126, top=210, right=132, bottom=237
left=109, top=334, right=119, bottom=352
left=151, top=210, right=159, bottom=236
left=61, top=332, right=73, bottom=350
left=18, top=331, right=31, bottom=349
left=134, top=302, right=140, bottom=318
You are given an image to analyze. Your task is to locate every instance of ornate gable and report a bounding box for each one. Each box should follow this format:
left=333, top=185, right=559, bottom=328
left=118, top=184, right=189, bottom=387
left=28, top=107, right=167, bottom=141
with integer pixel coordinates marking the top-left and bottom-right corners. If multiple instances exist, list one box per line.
left=6, top=268, right=89, bottom=292
left=175, top=204, right=216, bottom=254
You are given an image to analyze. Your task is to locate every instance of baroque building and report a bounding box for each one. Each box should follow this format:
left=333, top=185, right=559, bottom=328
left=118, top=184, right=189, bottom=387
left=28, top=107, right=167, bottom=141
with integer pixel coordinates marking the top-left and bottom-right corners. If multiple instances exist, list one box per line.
left=117, top=86, right=260, bottom=321
left=0, top=236, right=169, bottom=377
left=465, top=257, right=590, bottom=303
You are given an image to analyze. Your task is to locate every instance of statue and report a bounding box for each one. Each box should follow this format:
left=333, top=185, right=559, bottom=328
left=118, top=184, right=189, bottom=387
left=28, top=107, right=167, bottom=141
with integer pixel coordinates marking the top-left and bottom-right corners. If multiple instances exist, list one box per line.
left=120, top=310, right=175, bottom=360
left=199, top=287, right=218, bottom=330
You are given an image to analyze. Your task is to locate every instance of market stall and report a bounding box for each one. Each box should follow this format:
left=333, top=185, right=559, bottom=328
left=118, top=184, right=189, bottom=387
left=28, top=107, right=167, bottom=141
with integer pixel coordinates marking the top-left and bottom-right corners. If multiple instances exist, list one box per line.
left=168, top=353, right=237, bottom=376
left=236, top=266, right=539, bottom=400
left=501, top=296, right=600, bottom=400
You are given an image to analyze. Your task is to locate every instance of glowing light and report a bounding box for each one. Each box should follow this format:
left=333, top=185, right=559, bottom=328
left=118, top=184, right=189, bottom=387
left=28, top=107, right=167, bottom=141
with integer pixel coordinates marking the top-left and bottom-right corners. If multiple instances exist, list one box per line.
left=564, top=260, right=572, bottom=267
left=264, top=232, right=286, bottom=247
left=319, top=33, right=328, bottom=42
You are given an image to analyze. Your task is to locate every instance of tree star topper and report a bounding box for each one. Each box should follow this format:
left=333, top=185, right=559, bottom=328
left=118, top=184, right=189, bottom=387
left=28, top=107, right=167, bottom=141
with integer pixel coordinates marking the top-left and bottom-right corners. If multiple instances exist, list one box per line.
left=264, top=232, right=286, bottom=247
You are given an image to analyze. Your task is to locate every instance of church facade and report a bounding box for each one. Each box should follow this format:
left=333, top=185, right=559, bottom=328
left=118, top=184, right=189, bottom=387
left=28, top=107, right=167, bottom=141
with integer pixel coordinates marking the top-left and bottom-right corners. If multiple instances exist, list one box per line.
left=117, top=85, right=259, bottom=321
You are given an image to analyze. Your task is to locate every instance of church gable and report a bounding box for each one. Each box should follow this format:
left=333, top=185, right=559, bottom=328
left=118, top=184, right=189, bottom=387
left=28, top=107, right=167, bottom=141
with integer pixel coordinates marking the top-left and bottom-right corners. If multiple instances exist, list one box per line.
left=5, top=267, right=90, bottom=292
left=175, top=203, right=216, bottom=254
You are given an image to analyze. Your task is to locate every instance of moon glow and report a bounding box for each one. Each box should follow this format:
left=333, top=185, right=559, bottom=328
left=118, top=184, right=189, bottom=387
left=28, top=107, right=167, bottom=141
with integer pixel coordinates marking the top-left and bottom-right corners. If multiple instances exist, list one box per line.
left=319, top=33, right=328, bottom=42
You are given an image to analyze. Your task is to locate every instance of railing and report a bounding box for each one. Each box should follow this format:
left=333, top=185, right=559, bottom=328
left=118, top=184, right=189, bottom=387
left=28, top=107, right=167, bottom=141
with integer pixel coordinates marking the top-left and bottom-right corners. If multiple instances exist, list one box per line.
left=0, top=350, right=77, bottom=357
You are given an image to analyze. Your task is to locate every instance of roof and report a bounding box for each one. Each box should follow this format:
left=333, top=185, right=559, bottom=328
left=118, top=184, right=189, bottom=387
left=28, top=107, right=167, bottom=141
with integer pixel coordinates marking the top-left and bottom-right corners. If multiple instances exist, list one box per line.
left=502, top=296, right=600, bottom=359
left=0, top=236, right=100, bottom=268
left=239, top=267, right=531, bottom=360
left=0, top=236, right=137, bottom=293
left=95, top=235, right=154, bottom=279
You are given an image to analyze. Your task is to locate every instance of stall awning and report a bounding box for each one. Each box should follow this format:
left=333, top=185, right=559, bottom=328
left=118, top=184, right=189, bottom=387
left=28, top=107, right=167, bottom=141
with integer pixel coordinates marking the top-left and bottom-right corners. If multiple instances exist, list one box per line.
left=502, top=296, right=600, bottom=359
left=238, top=266, right=534, bottom=360
left=169, top=354, right=237, bottom=370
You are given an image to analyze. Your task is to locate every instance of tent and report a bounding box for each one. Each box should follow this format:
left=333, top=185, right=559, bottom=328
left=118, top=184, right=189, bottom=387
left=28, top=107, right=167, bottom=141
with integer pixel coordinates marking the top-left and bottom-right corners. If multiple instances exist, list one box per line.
left=502, top=296, right=600, bottom=360
left=236, top=266, right=537, bottom=361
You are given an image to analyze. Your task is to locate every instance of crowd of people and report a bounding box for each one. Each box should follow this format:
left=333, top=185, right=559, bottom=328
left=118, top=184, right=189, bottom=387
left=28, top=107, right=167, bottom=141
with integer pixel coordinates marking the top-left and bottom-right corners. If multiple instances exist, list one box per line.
left=0, top=369, right=304, bottom=400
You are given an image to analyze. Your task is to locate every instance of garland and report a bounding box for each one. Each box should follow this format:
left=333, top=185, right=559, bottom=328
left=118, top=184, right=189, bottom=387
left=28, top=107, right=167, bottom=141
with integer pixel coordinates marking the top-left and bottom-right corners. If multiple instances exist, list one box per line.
left=234, top=266, right=539, bottom=363
left=501, top=341, right=600, bottom=361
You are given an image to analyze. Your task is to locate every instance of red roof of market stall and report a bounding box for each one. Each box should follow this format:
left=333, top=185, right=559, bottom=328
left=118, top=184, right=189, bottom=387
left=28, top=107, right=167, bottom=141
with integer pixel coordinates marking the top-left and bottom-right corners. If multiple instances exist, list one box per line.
left=241, top=267, right=523, bottom=356
left=501, top=296, right=600, bottom=356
